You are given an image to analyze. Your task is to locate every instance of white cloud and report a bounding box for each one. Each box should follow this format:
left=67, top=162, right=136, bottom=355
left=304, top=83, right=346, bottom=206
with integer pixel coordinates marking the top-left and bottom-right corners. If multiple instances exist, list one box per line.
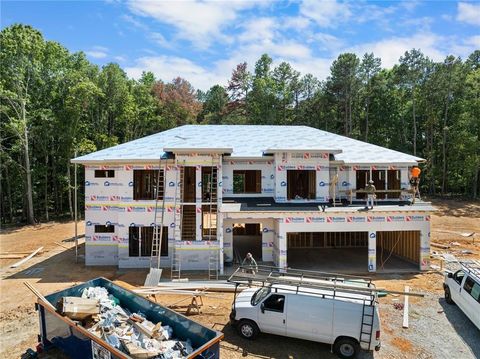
left=300, top=0, right=351, bottom=27
left=346, top=33, right=445, bottom=68
left=85, top=51, right=108, bottom=59
left=127, top=0, right=259, bottom=48
left=85, top=46, right=109, bottom=59
left=457, top=2, right=480, bottom=26
left=114, top=55, right=127, bottom=62
left=449, top=35, right=480, bottom=58
left=238, top=17, right=276, bottom=44
left=149, top=32, right=171, bottom=48
left=282, top=16, right=311, bottom=30
left=121, top=14, right=148, bottom=30
left=125, top=55, right=224, bottom=90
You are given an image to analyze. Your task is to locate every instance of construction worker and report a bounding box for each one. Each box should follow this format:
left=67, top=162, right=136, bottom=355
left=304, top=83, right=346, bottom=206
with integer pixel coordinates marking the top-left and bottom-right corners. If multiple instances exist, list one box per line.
left=365, top=179, right=376, bottom=210
left=242, top=252, right=258, bottom=275
left=410, top=166, right=421, bottom=202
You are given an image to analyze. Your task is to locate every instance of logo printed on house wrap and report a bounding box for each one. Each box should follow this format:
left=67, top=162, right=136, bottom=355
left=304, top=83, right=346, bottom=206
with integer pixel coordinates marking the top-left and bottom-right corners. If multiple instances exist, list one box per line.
left=367, top=216, right=385, bottom=222
left=348, top=216, right=365, bottom=223
left=387, top=216, right=404, bottom=222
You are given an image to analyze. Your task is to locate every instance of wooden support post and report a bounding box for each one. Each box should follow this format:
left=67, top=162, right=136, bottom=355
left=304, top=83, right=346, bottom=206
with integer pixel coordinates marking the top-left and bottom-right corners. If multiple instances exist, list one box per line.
left=403, top=286, right=409, bottom=328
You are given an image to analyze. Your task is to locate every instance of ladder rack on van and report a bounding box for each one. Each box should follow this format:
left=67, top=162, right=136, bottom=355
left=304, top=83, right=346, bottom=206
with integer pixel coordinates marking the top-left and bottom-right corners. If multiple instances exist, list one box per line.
left=228, top=266, right=378, bottom=305
left=461, top=260, right=480, bottom=277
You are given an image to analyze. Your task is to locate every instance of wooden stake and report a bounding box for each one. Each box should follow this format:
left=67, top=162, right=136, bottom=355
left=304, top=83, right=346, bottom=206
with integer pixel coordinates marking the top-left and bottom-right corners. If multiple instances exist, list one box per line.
left=403, top=286, right=409, bottom=328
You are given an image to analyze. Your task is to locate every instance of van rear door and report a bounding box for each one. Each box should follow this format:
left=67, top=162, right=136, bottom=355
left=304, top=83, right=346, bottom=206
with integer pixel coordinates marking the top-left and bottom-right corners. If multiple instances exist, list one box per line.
left=258, top=293, right=287, bottom=336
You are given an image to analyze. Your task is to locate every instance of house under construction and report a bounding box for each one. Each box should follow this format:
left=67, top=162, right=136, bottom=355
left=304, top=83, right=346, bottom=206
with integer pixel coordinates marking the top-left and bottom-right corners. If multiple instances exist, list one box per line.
left=71, top=125, right=434, bottom=275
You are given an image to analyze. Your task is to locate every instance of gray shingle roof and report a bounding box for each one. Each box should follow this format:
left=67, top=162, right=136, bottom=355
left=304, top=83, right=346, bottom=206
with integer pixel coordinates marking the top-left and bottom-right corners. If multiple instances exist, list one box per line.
left=72, top=125, right=423, bottom=165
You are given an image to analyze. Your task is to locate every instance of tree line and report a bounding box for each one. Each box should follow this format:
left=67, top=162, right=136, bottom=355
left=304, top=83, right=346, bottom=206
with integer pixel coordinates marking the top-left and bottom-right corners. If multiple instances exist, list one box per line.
left=1, top=24, right=479, bottom=225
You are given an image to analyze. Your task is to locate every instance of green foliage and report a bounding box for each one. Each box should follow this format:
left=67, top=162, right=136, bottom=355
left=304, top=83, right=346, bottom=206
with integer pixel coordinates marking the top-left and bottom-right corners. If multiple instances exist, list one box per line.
left=1, top=24, right=479, bottom=225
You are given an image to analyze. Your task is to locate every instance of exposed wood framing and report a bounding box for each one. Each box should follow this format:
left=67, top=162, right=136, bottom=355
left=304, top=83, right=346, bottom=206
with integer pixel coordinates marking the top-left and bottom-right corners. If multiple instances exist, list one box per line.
left=287, top=232, right=368, bottom=249
left=377, top=231, right=420, bottom=265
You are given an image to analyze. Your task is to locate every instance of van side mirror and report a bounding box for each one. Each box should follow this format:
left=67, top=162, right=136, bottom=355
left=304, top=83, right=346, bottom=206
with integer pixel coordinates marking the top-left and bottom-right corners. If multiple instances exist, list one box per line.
left=447, top=272, right=453, bottom=278
left=260, top=303, right=265, bottom=314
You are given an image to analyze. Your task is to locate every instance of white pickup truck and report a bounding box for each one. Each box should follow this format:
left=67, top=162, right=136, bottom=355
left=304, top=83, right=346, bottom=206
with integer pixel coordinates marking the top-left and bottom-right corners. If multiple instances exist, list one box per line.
left=229, top=280, right=381, bottom=359
left=443, top=261, right=480, bottom=329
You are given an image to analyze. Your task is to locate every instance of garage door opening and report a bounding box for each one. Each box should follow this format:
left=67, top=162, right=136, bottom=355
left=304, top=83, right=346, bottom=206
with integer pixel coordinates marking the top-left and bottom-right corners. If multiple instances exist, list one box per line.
left=377, top=231, right=420, bottom=271
left=287, top=232, right=368, bottom=272
left=232, top=223, right=262, bottom=264
left=287, top=231, right=420, bottom=273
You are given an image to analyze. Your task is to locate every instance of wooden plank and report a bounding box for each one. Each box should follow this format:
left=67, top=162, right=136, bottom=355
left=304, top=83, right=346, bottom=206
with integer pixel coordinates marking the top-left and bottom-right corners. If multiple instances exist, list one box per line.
left=403, top=286, right=409, bottom=328
left=431, top=242, right=450, bottom=249
left=10, top=247, right=43, bottom=268
left=0, top=254, right=26, bottom=259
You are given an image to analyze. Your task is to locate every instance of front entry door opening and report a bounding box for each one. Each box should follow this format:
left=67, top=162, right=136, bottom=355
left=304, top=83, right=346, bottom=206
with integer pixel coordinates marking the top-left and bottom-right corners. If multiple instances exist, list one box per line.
left=232, top=223, right=262, bottom=264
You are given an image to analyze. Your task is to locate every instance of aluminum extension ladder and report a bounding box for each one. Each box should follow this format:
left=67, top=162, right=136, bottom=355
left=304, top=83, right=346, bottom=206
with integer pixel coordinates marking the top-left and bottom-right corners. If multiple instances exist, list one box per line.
left=208, top=245, right=219, bottom=280
left=170, top=160, right=184, bottom=279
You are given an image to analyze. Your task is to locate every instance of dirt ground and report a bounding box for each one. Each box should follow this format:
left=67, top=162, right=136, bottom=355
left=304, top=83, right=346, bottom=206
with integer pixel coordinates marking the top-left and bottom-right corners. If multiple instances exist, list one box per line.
left=0, top=199, right=479, bottom=359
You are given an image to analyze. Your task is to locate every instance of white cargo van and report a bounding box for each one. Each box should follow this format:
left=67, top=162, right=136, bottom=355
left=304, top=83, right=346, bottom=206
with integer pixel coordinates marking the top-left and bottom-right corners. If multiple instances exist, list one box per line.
left=229, top=268, right=381, bottom=359
left=443, top=261, right=480, bottom=329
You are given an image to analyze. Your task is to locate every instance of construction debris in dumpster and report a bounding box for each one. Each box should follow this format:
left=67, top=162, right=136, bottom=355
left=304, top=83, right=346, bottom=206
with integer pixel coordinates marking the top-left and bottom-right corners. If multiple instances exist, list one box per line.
left=61, top=286, right=194, bottom=359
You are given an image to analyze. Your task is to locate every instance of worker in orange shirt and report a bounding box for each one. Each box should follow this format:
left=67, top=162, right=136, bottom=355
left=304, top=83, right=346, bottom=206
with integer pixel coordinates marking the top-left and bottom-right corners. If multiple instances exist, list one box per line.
left=410, top=166, right=421, bottom=203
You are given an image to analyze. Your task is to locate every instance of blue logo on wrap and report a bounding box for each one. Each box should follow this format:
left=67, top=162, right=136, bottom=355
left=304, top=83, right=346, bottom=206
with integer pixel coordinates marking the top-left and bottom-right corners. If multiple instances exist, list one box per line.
left=319, top=181, right=326, bottom=187
left=105, top=221, right=111, bottom=227
left=263, top=227, right=269, bottom=233
left=280, top=181, right=287, bottom=187
left=169, top=181, right=175, bottom=187
left=342, top=181, right=349, bottom=187
left=85, top=181, right=90, bottom=186
left=369, top=232, right=376, bottom=238
left=218, top=181, right=222, bottom=187
left=128, top=181, right=134, bottom=187
left=270, top=174, right=274, bottom=179
left=86, top=221, right=93, bottom=226
left=198, top=181, right=202, bottom=187
left=170, top=223, right=176, bottom=228
left=104, top=181, right=110, bottom=186
left=226, top=228, right=232, bottom=233
left=129, top=223, right=136, bottom=227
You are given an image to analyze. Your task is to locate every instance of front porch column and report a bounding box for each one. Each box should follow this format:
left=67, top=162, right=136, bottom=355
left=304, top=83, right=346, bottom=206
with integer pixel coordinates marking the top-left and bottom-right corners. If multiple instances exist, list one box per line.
left=278, top=222, right=287, bottom=270
left=368, top=230, right=376, bottom=272
left=420, top=222, right=430, bottom=270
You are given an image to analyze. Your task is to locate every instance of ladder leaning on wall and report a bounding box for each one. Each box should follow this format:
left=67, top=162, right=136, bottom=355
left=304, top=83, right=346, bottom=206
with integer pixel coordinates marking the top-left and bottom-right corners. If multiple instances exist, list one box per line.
left=144, top=155, right=167, bottom=287
left=171, top=159, right=184, bottom=279
left=207, top=156, right=219, bottom=280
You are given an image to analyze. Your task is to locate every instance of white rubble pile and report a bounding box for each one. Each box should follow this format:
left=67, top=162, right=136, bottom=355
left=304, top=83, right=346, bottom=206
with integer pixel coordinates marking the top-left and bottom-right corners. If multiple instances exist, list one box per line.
left=78, top=286, right=194, bottom=359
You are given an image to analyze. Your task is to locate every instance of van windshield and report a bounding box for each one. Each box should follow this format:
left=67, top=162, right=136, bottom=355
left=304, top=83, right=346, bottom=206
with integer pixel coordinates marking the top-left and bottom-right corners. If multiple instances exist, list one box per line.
left=252, top=287, right=271, bottom=306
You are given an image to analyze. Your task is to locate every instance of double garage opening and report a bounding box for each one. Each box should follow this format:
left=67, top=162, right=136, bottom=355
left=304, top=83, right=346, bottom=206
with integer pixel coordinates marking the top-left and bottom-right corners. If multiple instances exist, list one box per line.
left=287, top=231, right=420, bottom=273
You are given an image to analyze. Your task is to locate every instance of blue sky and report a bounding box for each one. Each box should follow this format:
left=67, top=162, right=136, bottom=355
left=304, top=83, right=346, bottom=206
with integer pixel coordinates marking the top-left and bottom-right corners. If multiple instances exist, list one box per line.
left=2, top=0, right=479, bottom=90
